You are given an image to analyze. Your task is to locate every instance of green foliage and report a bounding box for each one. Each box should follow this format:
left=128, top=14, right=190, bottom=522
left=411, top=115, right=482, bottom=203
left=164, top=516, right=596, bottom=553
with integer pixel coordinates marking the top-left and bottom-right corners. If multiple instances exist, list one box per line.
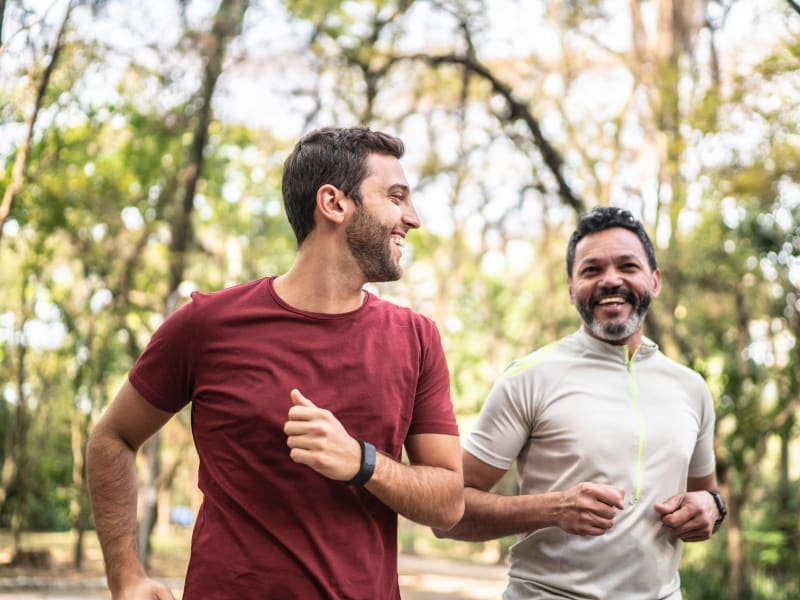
left=1, top=1, right=799, bottom=594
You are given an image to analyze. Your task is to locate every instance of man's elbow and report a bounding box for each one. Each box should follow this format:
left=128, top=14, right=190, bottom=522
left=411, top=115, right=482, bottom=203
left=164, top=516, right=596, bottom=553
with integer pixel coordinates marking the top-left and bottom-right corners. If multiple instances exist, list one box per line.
left=432, top=504, right=466, bottom=539
left=432, top=521, right=457, bottom=539
left=431, top=489, right=465, bottom=532
left=85, top=426, right=109, bottom=469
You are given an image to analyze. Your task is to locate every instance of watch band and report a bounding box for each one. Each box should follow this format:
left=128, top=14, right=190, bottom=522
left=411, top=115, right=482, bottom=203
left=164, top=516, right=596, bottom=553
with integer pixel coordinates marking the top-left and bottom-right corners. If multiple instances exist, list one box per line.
left=706, top=489, right=727, bottom=532
left=346, top=439, right=376, bottom=486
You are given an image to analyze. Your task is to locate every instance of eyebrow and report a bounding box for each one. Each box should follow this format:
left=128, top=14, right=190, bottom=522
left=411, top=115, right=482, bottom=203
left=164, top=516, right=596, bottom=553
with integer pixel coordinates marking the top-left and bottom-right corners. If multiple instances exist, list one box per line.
left=387, top=183, right=410, bottom=194
left=615, top=254, right=643, bottom=263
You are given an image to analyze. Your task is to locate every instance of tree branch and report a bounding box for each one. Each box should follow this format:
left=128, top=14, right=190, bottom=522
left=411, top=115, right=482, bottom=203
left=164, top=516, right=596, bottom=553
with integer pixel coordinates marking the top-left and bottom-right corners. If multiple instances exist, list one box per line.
left=166, top=0, right=249, bottom=311
left=406, top=52, right=584, bottom=214
left=0, top=0, right=75, bottom=249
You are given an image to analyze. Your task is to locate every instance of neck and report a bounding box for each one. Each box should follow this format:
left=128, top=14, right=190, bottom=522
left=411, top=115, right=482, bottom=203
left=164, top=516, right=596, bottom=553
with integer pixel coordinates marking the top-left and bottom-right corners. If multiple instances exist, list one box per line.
left=273, top=246, right=366, bottom=314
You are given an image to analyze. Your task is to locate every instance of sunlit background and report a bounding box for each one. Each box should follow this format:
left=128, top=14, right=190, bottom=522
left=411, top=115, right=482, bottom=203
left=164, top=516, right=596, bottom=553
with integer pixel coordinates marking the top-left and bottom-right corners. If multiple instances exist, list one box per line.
left=1, top=1, right=799, bottom=598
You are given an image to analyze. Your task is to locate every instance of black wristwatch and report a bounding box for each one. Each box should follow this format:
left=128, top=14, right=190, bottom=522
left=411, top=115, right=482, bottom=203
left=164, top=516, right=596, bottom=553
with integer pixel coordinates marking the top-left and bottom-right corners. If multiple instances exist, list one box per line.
left=345, top=439, right=377, bottom=486
left=706, top=490, right=727, bottom=533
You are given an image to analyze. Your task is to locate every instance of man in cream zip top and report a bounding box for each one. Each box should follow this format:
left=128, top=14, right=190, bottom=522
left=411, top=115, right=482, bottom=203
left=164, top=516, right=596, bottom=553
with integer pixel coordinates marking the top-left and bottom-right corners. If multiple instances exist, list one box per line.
left=437, top=206, right=725, bottom=599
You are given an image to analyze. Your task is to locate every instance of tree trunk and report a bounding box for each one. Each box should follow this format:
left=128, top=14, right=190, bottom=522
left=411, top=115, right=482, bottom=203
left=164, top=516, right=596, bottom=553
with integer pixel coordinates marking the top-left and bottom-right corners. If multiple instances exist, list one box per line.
left=0, top=276, right=33, bottom=558
left=70, top=409, right=92, bottom=569
left=0, top=0, right=6, bottom=48
left=8, top=341, right=29, bottom=555
left=137, top=0, right=250, bottom=568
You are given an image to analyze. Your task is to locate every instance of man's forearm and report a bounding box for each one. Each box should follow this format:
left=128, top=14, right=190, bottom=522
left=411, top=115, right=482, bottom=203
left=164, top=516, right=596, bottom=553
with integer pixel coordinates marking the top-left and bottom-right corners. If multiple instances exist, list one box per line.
left=437, top=487, right=562, bottom=541
left=86, top=429, right=146, bottom=593
left=364, top=454, right=464, bottom=530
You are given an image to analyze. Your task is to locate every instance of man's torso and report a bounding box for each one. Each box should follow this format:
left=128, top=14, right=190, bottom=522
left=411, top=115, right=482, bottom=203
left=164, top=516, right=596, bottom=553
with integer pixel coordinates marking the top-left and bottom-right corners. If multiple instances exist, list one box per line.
left=130, top=277, right=457, bottom=599
left=465, top=330, right=715, bottom=599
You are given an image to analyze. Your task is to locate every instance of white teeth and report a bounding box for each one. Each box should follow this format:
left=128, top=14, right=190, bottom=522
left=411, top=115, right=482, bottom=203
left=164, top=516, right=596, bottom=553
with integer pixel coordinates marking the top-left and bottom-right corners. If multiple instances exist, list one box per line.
left=392, top=235, right=405, bottom=247
left=598, top=296, right=625, bottom=305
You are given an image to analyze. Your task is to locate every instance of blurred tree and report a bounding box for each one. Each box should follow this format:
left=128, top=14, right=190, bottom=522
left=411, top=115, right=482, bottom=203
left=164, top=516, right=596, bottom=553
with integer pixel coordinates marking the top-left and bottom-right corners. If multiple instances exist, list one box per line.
left=134, top=0, right=250, bottom=569
left=0, top=1, right=797, bottom=596
left=0, top=0, right=76, bottom=248
left=0, top=0, right=81, bottom=561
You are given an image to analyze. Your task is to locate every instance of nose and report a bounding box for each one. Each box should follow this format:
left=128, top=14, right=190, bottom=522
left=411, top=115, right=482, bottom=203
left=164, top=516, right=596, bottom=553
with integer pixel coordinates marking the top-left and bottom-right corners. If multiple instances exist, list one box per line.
left=599, top=268, right=624, bottom=288
left=403, top=199, right=421, bottom=230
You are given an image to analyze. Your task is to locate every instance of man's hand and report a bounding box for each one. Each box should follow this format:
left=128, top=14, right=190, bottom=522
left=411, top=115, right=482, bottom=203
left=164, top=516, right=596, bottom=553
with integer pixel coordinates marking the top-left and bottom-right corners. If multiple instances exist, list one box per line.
left=557, top=482, right=625, bottom=536
left=654, top=491, right=718, bottom=541
left=112, top=577, right=176, bottom=600
left=283, top=389, right=362, bottom=481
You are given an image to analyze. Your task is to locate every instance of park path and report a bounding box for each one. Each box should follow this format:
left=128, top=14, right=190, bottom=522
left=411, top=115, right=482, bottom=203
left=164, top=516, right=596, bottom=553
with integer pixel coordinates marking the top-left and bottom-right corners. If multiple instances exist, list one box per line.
left=0, top=554, right=508, bottom=599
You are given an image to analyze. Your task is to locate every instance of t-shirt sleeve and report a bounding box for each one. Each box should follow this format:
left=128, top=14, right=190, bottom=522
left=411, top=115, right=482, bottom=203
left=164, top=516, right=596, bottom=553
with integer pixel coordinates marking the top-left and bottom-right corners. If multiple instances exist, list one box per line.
left=128, top=299, right=197, bottom=413
left=688, top=379, right=716, bottom=478
left=463, top=373, right=532, bottom=472
left=407, top=318, right=459, bottom=437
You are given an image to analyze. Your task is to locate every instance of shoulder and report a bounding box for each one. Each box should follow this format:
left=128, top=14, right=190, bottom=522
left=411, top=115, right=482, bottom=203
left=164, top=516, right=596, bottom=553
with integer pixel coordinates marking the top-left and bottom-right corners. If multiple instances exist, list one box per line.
left=190, top=278, right=267, bottom=306
left=499, top=334, right=577, bottom=383
left=651, top=350, right=707, bottom=385
left=166, top=278, right=270, bottom=336
left=365, top=293, right=440, bottom=335
left=647, top=349, right=712, bottom=401
left=189, top=278, right=268, bottom=310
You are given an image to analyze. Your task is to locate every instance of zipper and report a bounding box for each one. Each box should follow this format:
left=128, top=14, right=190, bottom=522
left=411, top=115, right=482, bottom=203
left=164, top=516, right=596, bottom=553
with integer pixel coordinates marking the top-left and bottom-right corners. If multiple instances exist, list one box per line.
left=625, top=345, right=644, bottom=504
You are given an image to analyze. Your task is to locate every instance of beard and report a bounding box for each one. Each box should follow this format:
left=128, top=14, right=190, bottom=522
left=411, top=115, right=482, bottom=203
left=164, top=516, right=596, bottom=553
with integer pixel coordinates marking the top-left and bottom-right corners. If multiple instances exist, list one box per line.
left=345, top=205, right=402, bottom=282
left=576, top=286, right=653, bottom=343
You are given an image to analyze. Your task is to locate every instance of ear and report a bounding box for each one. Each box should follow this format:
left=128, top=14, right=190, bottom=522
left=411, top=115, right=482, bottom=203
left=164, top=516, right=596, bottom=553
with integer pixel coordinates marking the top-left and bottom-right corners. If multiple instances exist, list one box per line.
left=651, top=267, right=662, bottom=298
left=315, top=183, right=350, bottom=225
left=568, top=279, right=576, bottom=305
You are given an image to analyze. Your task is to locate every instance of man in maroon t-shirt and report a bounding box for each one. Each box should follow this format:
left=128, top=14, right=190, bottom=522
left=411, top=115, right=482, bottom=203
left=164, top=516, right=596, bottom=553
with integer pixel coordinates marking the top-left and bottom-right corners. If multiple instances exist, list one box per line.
left=86, top=126, right=464, bottom=599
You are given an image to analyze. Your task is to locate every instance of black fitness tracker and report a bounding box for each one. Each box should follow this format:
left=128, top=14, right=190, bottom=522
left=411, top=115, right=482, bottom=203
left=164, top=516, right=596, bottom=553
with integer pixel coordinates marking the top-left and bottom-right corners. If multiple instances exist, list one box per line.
left=706, top=489, right=727, bottom=533
left=346, top=439, right=376, bottom=485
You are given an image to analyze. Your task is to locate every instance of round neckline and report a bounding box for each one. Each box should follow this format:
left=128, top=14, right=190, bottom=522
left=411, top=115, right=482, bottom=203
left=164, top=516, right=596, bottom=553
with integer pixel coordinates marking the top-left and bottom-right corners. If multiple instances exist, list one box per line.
left=266, top=276, right=372, bottom=320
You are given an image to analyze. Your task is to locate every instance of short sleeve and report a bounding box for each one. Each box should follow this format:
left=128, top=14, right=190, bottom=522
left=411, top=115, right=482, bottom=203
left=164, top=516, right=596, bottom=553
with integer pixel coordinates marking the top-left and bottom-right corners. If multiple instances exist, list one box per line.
left=128, top=298, right=197, bottom=413
left=688, top=381, right=716, bottom=478
left=463, top=374, right=533, bottom=471
left=407, top=318, right=458, bottom=436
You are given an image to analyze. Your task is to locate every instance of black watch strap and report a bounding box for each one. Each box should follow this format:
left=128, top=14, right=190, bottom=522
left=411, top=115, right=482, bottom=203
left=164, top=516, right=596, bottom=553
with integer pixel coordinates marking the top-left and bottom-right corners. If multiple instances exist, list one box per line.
left=706, top=489, right=727, bottom=532
left=346, top=440, right=376, bottom=485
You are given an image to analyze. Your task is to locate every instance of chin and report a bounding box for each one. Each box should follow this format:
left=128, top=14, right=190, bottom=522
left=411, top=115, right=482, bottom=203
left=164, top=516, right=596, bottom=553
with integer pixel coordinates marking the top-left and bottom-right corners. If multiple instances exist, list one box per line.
left=600, top=323, right=640, bottom=342
left=368, top=269, right=403, bottom=283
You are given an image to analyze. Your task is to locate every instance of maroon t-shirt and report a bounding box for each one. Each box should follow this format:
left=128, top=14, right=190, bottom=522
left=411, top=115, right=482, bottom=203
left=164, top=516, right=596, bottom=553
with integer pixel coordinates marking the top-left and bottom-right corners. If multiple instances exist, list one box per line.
left=129, top=277, right=458, bottom=599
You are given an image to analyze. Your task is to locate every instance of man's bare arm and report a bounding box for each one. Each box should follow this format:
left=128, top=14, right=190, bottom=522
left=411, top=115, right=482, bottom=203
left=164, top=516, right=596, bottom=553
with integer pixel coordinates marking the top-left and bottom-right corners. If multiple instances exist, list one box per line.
left=284, top=389, right=463, bottom=530
left=364, top=432, right=464, bottom=530
left=436, top=450, right=625, bottom=541
left=86, top=380, right=176, bottom=599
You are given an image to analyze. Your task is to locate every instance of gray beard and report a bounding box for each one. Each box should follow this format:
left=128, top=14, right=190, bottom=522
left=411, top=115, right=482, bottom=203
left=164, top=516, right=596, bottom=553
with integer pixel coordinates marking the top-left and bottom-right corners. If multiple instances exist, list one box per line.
left=577, top=289, right=652, bottom=343
left=586, top=310, right=645, bottom=342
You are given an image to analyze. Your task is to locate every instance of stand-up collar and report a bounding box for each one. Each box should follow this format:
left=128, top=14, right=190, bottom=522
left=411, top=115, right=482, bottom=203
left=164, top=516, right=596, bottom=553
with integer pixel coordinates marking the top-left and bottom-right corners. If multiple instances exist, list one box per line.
left=574, top=327, right=658, bottom=363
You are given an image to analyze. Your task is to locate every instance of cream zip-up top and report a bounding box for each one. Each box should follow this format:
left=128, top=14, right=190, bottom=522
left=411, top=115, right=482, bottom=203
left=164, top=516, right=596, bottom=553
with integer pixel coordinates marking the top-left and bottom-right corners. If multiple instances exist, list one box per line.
left=464, top=329, right=716, bottom=600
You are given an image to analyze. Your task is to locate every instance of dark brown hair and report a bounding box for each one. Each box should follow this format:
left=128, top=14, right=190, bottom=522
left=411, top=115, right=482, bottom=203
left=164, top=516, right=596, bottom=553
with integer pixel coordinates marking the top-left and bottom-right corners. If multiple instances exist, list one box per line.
left=281, top=126, right=405, bottom=246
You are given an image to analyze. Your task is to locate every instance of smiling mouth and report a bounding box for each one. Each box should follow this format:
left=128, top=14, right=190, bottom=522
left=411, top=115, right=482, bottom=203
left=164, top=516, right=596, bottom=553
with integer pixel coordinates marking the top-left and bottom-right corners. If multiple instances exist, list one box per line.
left=597, top=295, right=626, bottom=305
left=391, top=233, right=405, bottom=248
